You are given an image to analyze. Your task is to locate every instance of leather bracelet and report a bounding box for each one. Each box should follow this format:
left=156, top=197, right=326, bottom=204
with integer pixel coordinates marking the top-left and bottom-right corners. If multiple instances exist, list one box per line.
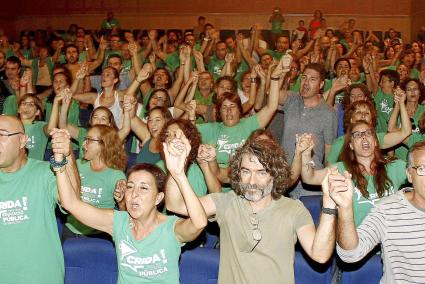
left=50, top=156, right=68, bottom=172
left=322, top=207, right=338, bottom=216
left=271, top=77, right=280, bottom=81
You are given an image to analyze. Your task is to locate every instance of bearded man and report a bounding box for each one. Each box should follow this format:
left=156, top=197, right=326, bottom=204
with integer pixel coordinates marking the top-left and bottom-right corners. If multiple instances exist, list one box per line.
left=165, top=139, right=337, bottom=284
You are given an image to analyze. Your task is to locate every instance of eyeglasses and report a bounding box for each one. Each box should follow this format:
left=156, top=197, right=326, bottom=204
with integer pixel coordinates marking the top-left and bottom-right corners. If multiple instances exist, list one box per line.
left=249, top=213, right=262, bottom=245
left=84, top=137, right=103, bottom=144
left=351, top=129, right=373, bottom=139
left=406, top=87, right=419, bottom=92
left=0, top=131, right=23, bottom=140
left=411, top=165, right=425, bottom=176
left=20, top=102, right=36, bottom=107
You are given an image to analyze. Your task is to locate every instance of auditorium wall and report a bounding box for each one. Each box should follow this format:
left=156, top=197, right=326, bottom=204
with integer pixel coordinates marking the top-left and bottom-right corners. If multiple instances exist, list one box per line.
left=0, top=0, right=419, bottom=42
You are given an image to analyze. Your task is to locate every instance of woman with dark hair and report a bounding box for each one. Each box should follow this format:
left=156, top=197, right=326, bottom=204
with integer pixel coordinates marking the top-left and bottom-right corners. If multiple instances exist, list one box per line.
left=302, top=120, right=407, bottom=226
left=157, top=118, right=208, bottom=196
left=195, top=57, right=286, bottom=188
left=130, top=106, right=173, bottom=165
left=17, top=93, right=58, bottom=160
left=327, top=95, right=411, bottom=164
left=63, top=125, right=127, bottom=239
left=388, top=78, right=425, bottom=160
left=53, top=128, right=207, bottom=283
left=71, top=64, right=150, bottom=128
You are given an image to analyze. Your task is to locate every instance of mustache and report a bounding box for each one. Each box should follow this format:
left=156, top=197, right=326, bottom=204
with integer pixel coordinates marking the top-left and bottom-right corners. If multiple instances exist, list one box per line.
left=239, top=183, right=264, bottom=191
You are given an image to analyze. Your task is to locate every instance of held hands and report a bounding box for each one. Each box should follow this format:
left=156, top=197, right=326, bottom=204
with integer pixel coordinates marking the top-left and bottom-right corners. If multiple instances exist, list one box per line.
left=163, top=129, right=191, bottom=177
left=333, top=75, right=350, bottom=92
left=20, top=70, right=31, bottom=86
left=225, top=53, right=235, bottom=64
left=76, top=62, right=89, bottom=80
left=55, top=88, right=72, bottom=104
left=394, top=87, right=407, bottom=105
left=123, top=95, right=136, bottom=115
left=295, top=133, right=314, bottom=155
left=50, top=128, right=72, bottom=162
left=327, top=169, right=354, bottom=209
left=113, top=179, right=127, bottom=204
left=271, top=55, right=293, bottom=78
left=196, top=144, right=216, bottom=164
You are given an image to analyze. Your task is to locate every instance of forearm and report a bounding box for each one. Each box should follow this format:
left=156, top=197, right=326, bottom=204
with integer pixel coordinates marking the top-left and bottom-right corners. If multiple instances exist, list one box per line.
left=310, top=211, right=336, bottom=262
left=399, top=102, right=412, bottom=137
left=199, top=162, right=222, bottom=193
left=301, top=153, right=326, bottom=185
left=173, top=174, right=207, bottom=229
left=290, top=151, right=302, bottom=186
left=387, top=106, right=400, bottom=132
left=165, top=176, right=189, bottom=215
left=336, top=207, right=359, bottom=250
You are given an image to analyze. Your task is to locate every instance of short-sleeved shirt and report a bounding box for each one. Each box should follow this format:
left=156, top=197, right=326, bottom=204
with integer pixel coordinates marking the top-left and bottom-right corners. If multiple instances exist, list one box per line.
left=24, top=121, right=48, bottom=160
left=66, top=159, right=126, bottom=235
left=335, top=159, right=407, bottom=226
left=156, top=161, right=208, bottom=197
left=210, top=191, right=313, bottom=284
left=281, top=92, right=337, bottom=168
left=2, top=94, right=17, bottom=116
left=207, top=54, right=225, bottom=80
left=374, top=88, right=394, bottom=133
left=113, top=211, right=181, bottom=284
left=197, top=115, right=260, bottom=166
left=0, top=158, right=64, bottom=284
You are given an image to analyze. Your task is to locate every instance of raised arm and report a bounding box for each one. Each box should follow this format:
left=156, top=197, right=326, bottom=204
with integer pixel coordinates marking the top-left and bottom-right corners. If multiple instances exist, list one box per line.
left=163, top=130, right=207, bottom=242
left=300, top=136, right=328, bottom=185
left=58, top=90, right=80, bottom=140
left=51, top=129, right=114, bottom=235
left=385, top=87, right=411, bottom=147
left=297, top=168, right=337, bottom=263
left=88, top=36, right=107, bottom=73
left=71, top=64, right=97, bottom=105
left=256, top=55, right=292, bottom=128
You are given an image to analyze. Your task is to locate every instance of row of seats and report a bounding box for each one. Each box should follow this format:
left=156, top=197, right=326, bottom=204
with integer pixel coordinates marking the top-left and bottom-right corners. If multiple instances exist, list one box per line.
left=58, top=195, right=383, bottom=283
left=62, top=237, right=382, bottom=284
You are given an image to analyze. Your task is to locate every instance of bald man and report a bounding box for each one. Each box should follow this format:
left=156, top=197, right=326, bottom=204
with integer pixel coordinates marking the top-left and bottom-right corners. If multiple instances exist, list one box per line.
left=0, top=115, right=74, bottom=284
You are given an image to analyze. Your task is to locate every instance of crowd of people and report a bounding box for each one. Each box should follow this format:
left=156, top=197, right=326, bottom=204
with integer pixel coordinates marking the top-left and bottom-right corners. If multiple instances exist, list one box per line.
left=1, top=8, right=425, bottom=284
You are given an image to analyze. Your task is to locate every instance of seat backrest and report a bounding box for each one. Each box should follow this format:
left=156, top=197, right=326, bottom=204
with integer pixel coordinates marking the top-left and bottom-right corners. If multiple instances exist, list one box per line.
left=340, top=254, right=383, bottom=284
left=63, top=238, right=118, bottom=284
left=179, top=247, right=219, bottom=284
left=294, top=250, right=334, bottom=284
left=299, top=195, right=322, bottom=225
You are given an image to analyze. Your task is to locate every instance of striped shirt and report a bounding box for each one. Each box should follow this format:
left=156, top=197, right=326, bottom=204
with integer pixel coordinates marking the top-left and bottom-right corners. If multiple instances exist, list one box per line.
left=337, top=188, right=425, bottom=284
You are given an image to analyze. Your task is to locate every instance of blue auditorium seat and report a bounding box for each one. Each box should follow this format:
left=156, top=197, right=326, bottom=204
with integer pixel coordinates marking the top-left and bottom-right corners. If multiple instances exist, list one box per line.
left=63, top=238, right=117, bottom=284
left=179, top=247, right=219, bottom=284
left=299, top=195, right=322, bottom=225
left=340, top=254, right=383, bottom=284
left=294, top=250, right=334, bottom=284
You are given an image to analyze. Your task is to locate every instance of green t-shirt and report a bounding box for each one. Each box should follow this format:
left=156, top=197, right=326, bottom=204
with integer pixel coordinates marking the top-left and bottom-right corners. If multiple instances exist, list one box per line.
left=197, top=115, right=260, bottom=166
left=407, top=132, right=425, bottom=148
left=2, top=94, right=17, bottom=116
left=266, top=49, right=284, bottom=60
left=66, top=159, right=126, bottom=235
left=24, top=121, right=48, bottom=160
left=156, top=160, right=207, bottom=197
left=327, top=132, right=386, bottom=165
left=374, top=88, right=394, bottom=133
left=235, top=60, right=250, bottom=83
left=165, top=52, right=180, bottom=73
left=113, top=211, right=181, bottom=284
left=207, top=55, right=225, bottom=80
left=0, top=158, right=63, bottom=284
left=271, top=19, right=283, bottom=33
left=335, top=159, right=406, bottom=226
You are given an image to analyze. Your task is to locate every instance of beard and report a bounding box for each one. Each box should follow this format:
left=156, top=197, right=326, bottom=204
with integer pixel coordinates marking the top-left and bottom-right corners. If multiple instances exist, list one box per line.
left=239, top=180, right=274, bottom=202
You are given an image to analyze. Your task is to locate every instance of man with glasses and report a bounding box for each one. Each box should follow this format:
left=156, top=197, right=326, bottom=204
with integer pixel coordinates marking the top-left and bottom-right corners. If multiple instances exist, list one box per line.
left=330, top=140, right=425, bottom=283
left=166, top=139, right=337, bottom=283
left=0, top=115, right=78, bottom=283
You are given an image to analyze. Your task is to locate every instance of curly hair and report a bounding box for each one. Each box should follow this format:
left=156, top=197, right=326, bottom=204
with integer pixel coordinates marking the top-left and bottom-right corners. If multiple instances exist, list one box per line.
left=158, top=118, right=201, bottom=170
left=127, top=163, right=166, bottom=194
left=230, top=139, right=291, bottom=200
left=343, top=100, right=377, bottom=132
left=400, top=78, right=425, bottom=103
left=90, top=125, right=127, bottom=171
left=340, top=120, right=395, bottom=199
left=245, top=129, right=275, bottom=144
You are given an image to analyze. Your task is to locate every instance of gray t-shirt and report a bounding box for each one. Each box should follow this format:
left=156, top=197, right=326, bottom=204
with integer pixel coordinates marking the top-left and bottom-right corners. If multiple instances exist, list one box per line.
left=210, top=191, right=313, bottom=284
left=281, top=92, right=337, bottom=169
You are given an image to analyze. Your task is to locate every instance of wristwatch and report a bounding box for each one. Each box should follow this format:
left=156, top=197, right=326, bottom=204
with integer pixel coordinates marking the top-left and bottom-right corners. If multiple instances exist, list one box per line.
left=322, top=207, right=338, bottom=216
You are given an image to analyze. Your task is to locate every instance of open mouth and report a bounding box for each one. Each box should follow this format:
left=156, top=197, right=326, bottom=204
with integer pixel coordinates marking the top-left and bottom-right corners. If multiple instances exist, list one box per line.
left=361, top=140, right=370, bottom=150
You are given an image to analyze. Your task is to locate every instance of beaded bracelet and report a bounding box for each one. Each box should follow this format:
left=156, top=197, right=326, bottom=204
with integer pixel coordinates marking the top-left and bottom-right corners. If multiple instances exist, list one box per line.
left=50, top=156, right=68, bottom=172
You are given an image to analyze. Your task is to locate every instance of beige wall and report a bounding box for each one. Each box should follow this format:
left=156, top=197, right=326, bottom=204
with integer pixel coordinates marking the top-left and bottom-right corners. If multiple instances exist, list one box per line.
left=1, top=0, right=416, bottom=42
left=411, top=0, right=425, bottom=41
